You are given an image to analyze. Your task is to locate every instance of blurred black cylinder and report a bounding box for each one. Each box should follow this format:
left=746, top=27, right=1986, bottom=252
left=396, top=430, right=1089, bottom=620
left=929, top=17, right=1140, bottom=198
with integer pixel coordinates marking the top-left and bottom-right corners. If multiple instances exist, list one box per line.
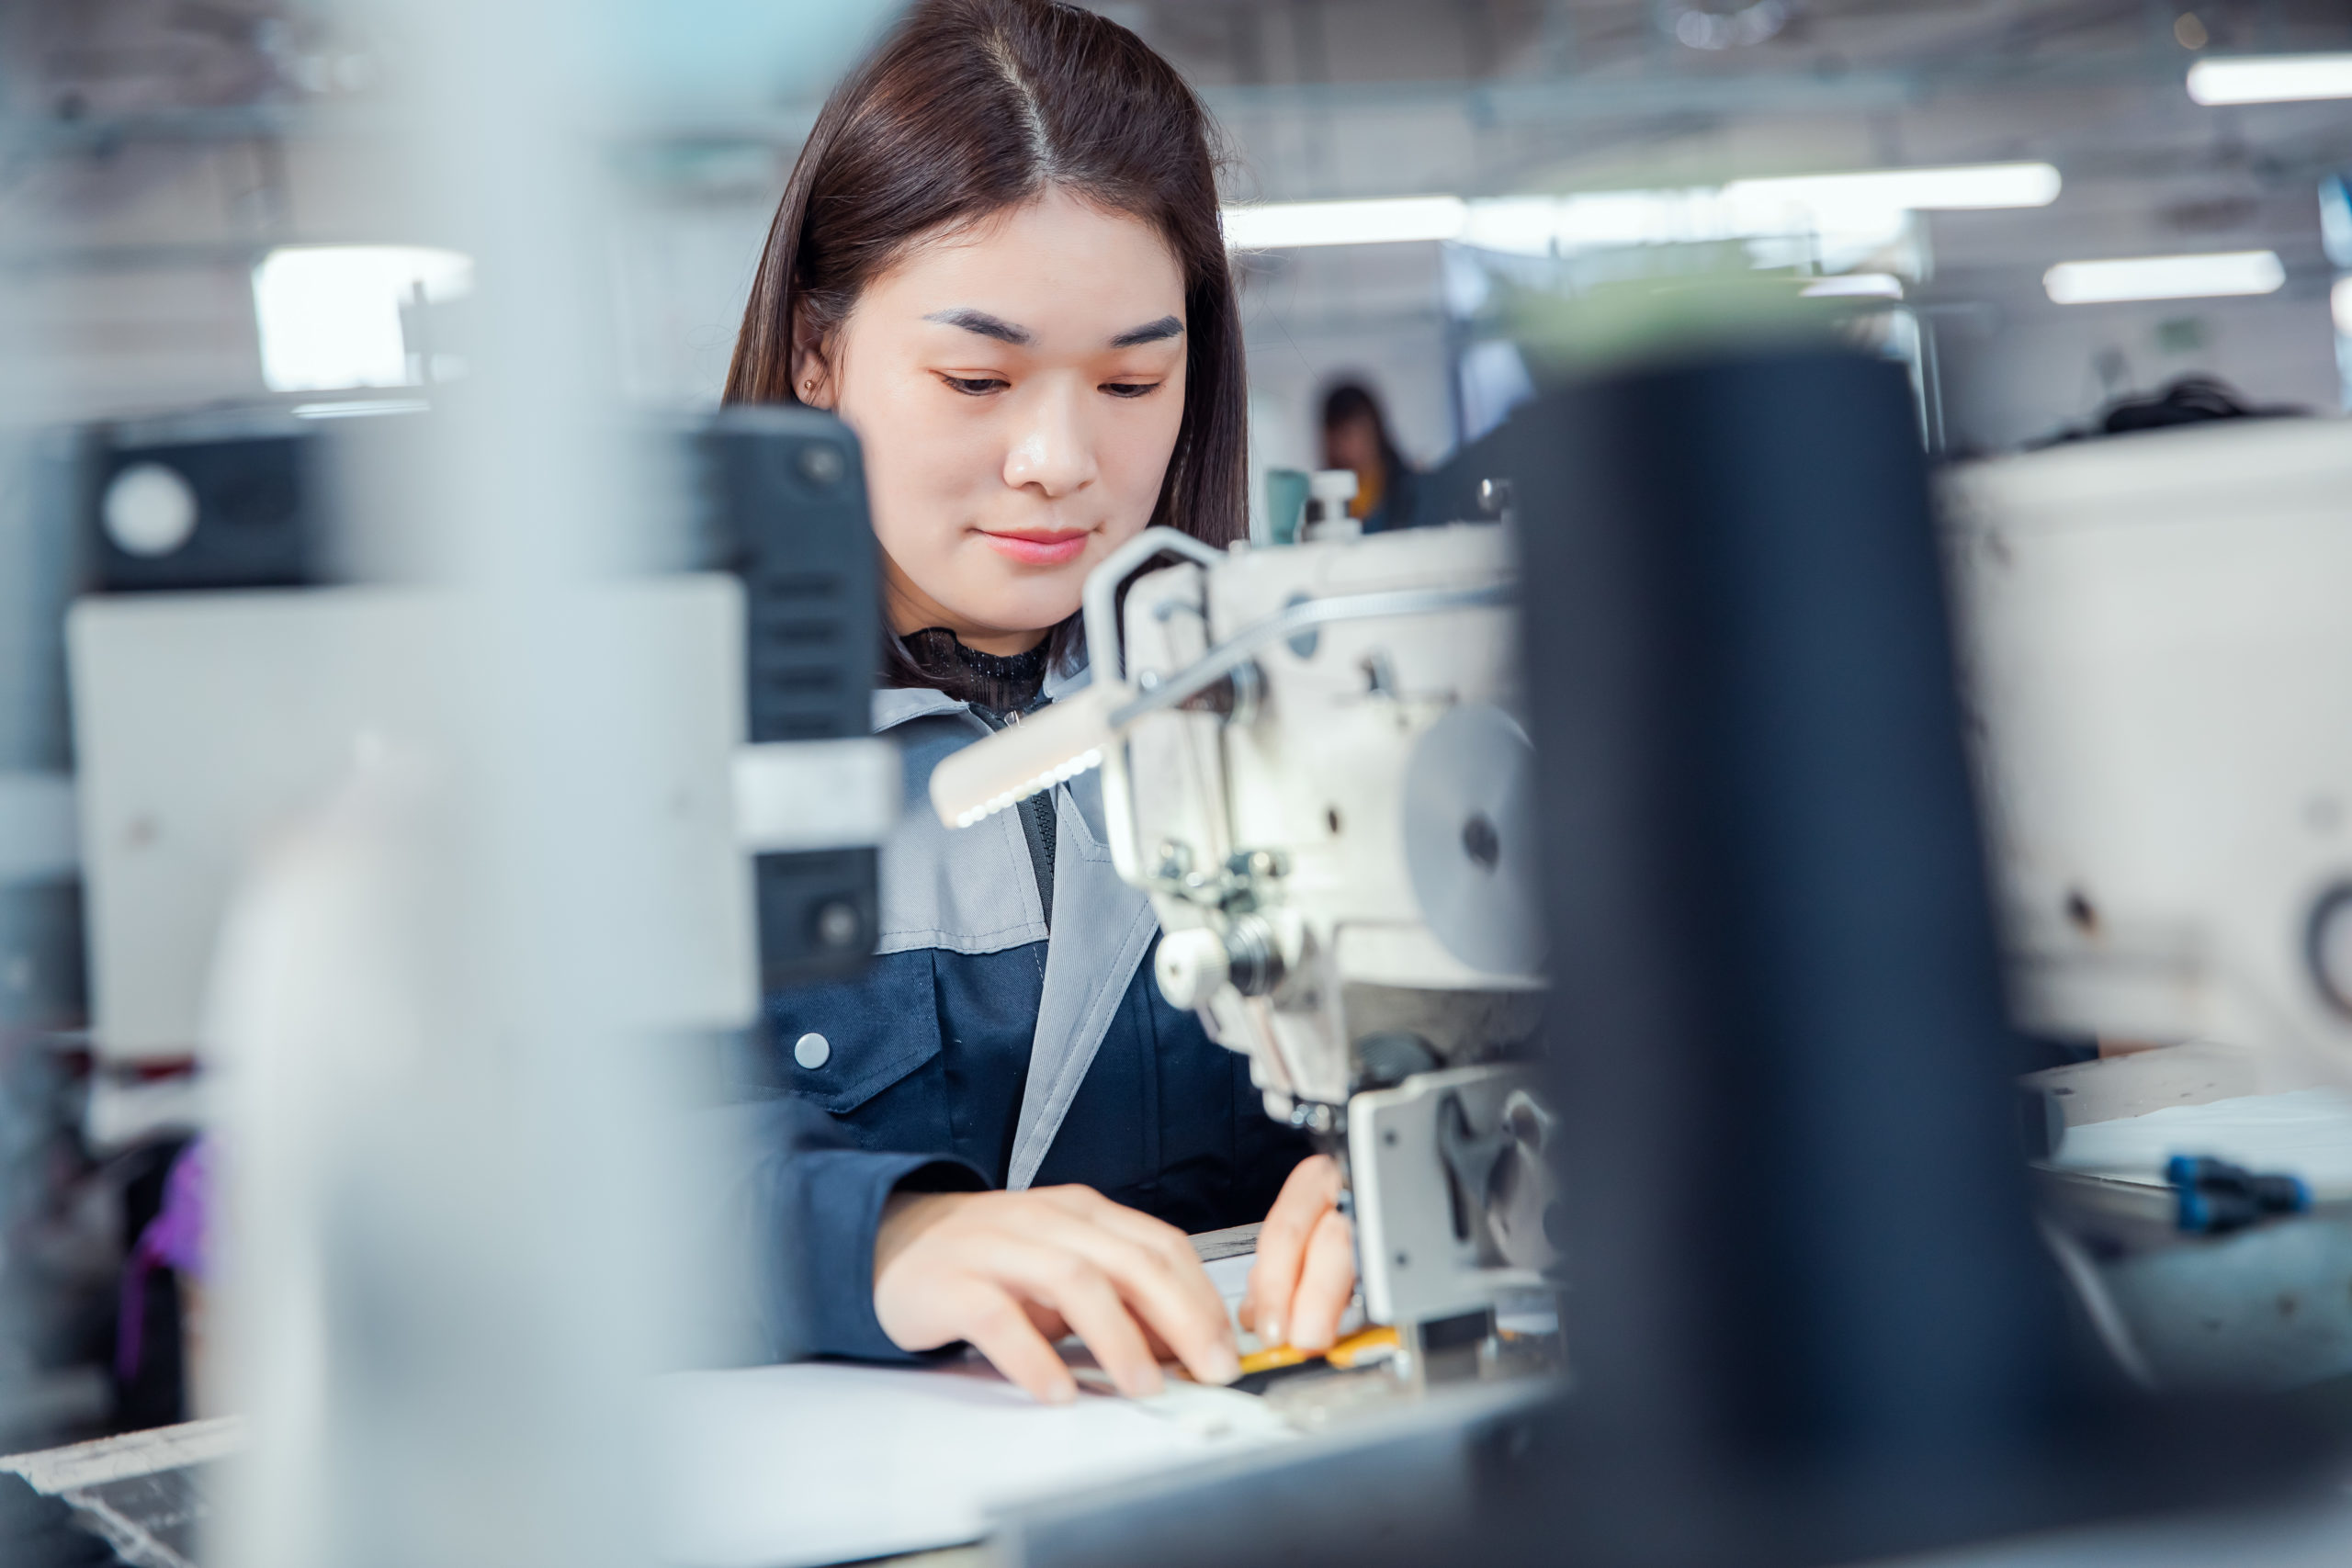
left=1513, top=346, right=2078, bottom=1560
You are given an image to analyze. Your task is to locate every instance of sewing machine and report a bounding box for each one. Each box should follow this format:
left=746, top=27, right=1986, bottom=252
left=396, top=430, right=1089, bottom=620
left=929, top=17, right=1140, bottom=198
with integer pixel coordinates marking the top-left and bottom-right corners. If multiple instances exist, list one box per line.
left=1944, top=416, right=2352, bottom=1111
left=1942, top=414, right=2352, bottom=1389
left=932, top=506, right=1556, bottom=1382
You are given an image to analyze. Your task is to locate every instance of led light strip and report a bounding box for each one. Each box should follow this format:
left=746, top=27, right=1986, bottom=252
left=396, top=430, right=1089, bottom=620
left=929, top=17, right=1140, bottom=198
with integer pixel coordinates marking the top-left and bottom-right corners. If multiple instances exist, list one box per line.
left=951, top=747, right=1104, bottom=829
left=1220, top=164, right=2061, bottom=253
left=2188, top=53, right=2352, bottom=107
left=2044, top=250, right=2285, bottom=305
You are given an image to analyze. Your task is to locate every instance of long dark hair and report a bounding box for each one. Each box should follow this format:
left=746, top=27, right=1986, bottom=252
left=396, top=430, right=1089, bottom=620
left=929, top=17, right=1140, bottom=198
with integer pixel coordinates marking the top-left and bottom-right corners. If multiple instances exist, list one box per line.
left=723, top=0, right=1247, bottom=684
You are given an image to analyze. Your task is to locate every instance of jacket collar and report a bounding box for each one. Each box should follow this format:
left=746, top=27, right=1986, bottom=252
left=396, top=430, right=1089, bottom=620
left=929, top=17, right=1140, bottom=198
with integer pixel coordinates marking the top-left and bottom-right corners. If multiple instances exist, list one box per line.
left=869, top=686, right=968, bottom=734
left=869, top=647, right=1095, bottom=736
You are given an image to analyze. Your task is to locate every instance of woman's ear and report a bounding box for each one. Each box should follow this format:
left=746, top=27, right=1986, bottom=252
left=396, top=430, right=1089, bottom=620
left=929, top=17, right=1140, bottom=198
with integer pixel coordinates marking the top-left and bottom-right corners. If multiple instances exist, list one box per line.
left=792, top=327, right=835, bottom=411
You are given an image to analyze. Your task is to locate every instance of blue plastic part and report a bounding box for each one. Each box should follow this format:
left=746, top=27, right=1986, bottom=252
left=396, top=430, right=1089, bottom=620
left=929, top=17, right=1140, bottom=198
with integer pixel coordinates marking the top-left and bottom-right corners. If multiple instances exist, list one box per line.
left=2163, top=1154, right=2312, bottom=1234
left=2177, top=1187, right=2209, bottom=1234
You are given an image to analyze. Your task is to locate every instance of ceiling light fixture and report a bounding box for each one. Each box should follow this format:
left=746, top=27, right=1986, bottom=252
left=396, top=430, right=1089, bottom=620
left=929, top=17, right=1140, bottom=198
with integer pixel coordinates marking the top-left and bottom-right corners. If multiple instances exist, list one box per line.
left=1220, top=197, right=1467, bottom=250
left=1225, top=165, right=2056, bottom=255
left=1724, top=163, right=2062, bottom=214
left=2188, top=53, right=2352, bottom=106
left=2043, top=250, right=2286, bottom=304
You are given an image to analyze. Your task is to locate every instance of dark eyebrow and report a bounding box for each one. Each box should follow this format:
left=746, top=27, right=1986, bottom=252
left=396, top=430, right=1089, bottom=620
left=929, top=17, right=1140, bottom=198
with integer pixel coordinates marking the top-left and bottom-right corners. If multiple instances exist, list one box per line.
left=922, top=308, right=1034, bottom=346
left=1110, top=315, right=1183, bottom=348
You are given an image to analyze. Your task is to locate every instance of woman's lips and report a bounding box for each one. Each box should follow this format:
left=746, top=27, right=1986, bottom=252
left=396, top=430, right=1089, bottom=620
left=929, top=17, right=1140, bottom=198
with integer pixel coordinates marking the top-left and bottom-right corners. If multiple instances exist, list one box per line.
left=978, top=528, right=1091, bottom=566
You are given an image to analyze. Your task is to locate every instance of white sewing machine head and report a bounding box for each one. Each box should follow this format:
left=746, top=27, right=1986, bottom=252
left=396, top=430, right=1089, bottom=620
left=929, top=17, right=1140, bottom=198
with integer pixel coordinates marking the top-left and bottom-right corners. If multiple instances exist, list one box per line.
left=933, top=518, right=1556, bottom=1341
left=1941, top=417, right=2352, bottom=1100
left=1114, top=522, right=1542, bottom=1108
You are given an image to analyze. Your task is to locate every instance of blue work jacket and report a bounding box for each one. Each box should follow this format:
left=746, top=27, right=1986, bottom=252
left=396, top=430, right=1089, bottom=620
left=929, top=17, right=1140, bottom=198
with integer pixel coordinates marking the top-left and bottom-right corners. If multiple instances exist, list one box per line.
left=722, top=660, right=1309, bottom=1362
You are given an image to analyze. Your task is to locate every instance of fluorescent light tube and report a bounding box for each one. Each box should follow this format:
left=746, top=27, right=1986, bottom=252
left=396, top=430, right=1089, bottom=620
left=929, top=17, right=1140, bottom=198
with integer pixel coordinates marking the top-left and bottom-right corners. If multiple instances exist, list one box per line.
left=2188, top=53, right=2352, bottom=106
left=2335, top=276, right=2352, bottom=334
left=1222, top=197, right=1467, bottom=250
left=2043, top=250, right=2285, bottom=305
left=1232, top=164, right=2060, bottom=254
left=1219, top=164, right=2055, bottom=255
left=1724, top=162, right=2061, bottom=213
left=1799, top=273, right=1905, bottom=299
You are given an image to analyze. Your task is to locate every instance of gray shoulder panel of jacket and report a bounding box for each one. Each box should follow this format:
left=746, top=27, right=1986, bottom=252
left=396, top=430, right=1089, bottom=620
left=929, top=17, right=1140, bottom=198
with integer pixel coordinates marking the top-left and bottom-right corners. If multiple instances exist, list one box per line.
left=872, top=705, right=1047, bottom=957
left=870, top=686, right=967, bottom=731
left=1005, top=774, right=1157, bottom=1190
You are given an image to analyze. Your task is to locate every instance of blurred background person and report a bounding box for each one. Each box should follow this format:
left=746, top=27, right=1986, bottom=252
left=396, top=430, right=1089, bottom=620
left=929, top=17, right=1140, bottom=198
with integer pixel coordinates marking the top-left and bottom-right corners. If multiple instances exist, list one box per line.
left=1318, top=379, right=1419, bottom=533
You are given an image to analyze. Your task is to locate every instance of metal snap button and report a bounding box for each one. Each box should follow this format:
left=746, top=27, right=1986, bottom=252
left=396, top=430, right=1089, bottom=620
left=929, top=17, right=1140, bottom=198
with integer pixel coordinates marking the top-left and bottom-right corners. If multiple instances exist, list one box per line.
left=793, top=1032, right=831, bottom=1070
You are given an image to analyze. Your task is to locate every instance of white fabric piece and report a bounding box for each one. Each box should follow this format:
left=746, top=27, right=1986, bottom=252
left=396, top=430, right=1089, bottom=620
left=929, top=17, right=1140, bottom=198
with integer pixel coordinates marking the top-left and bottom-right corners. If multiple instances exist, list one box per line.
left=649, top=1359, right=1286, bottom=1568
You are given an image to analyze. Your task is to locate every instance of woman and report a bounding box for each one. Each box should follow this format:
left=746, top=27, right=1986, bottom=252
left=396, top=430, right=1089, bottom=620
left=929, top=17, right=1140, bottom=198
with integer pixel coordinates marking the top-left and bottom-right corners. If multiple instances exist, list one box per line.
left=1319, top=379, right=1419, bottom=533
left=720, top=0, right=1356, bottom=1404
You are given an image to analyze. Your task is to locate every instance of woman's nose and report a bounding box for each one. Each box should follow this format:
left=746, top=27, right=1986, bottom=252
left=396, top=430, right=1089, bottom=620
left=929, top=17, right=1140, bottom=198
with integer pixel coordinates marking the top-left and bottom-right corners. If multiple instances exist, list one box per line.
left=1001, top=381, right=1098, bottom=498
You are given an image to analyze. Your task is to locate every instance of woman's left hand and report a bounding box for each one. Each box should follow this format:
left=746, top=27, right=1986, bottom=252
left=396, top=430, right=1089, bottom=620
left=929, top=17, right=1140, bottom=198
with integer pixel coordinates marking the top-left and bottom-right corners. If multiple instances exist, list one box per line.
left=1240, top=1154, right=1356, bottom=1352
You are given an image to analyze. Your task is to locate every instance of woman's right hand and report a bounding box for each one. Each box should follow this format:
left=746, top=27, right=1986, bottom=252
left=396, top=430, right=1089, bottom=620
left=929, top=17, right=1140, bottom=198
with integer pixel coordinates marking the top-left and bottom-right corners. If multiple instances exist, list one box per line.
left=872, top=1184, right=1241, bottom=1404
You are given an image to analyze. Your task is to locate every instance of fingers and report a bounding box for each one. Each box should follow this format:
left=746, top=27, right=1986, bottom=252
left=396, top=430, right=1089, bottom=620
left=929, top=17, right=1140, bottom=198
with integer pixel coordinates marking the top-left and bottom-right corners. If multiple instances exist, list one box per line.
left=1247, top=1155, right=1340, bottom=1348
left=1285, top=1208, right=1357, bottom=1352
left=1031, top=1188, right=1235, bottom=1376
left=996, top=1230, right=1201, bottom=1395
left=952, top=1281, right=1080, bottom=1404
left=873, top=1185, right=1250, bottom=1405
left=1026, top=1188, right=1238, bottom=1387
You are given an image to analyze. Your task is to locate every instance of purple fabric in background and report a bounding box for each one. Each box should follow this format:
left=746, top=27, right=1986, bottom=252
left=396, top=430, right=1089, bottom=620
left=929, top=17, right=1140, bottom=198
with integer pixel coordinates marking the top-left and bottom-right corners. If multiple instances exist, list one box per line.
left=117, top=1137, right=209, bottom=1382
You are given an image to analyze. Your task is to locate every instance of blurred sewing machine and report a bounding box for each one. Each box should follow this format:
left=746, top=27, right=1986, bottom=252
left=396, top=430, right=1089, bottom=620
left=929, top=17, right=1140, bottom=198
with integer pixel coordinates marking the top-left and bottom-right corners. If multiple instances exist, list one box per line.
left=1944, top=414, right=2352, bottom=1390
left=933, top=480, right=1557, bottom=1388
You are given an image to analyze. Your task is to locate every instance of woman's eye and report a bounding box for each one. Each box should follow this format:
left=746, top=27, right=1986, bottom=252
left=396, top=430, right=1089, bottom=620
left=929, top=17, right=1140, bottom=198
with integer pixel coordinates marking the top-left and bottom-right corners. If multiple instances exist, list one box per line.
left=940, top=375, right=1008, bottom=396
left=1101, top=381, right=1159, bottom=400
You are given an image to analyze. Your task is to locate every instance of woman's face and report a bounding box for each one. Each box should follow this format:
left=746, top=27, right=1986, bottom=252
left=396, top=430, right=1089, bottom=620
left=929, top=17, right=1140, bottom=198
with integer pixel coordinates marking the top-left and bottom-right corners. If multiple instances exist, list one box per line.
left=803, top=188, right=1189, bottom=655
left=1323, top=412, right=1382, bottom=478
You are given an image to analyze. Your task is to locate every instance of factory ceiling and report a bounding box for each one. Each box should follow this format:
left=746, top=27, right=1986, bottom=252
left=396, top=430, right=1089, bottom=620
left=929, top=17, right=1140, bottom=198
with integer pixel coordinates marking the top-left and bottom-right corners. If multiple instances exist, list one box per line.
left=2, top=0, right=2348, bottom=429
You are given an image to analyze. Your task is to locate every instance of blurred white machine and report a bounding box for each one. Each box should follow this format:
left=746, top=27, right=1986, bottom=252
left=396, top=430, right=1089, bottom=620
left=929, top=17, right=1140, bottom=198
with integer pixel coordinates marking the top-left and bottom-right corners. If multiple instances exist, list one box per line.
left=69, top=581, right=764, bottom=1062
left=933, top=519, right=1555, bottom=1360
left=1942, top=418, right=2352, bottom=1121
left=1941, top=416, right=2352, bottom=1392
left=68, top=578, right=899, bottom=1083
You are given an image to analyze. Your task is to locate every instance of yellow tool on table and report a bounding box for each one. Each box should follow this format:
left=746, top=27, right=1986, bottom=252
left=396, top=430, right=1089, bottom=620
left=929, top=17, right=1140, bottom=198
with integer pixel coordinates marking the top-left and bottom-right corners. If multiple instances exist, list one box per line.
left=1238, top=1324, right=1399, bottom=1377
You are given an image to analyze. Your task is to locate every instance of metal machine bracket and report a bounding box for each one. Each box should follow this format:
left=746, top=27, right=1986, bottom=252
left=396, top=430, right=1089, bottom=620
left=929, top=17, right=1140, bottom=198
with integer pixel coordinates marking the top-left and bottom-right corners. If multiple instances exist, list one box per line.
left=1350, top=1063, right=1551, bottom=1326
